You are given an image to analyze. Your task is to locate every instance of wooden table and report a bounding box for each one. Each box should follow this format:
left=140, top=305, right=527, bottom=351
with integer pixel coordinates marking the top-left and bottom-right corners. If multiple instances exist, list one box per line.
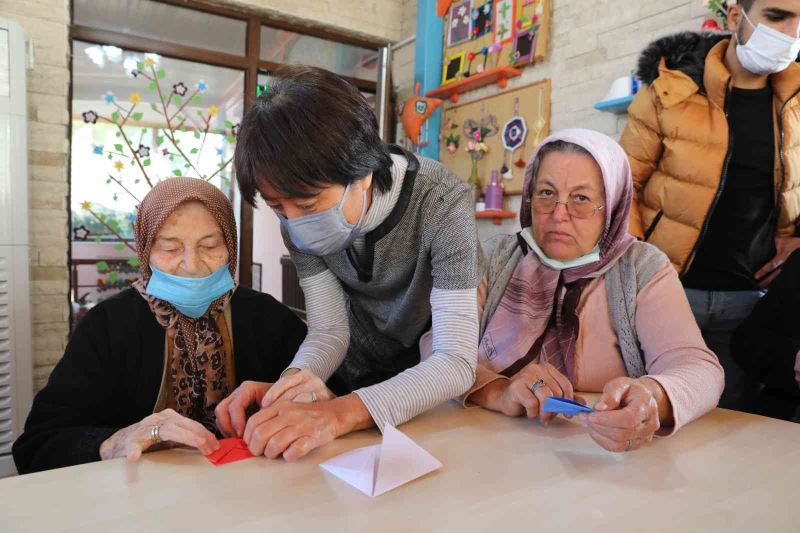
left=2, top=402, right=798, bottom=533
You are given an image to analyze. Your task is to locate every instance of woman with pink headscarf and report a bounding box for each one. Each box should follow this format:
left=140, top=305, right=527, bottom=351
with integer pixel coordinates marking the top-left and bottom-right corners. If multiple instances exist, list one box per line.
left=461, top=129, right=724, bottom=451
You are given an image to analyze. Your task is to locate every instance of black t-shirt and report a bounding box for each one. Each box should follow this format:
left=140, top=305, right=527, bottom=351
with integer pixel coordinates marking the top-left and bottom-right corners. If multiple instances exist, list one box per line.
left=683, top=85, right=777, bottom=291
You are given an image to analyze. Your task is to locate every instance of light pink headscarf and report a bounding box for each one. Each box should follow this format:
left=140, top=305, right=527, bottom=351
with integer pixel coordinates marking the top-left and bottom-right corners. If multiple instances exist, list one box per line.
left=478, top=129, right=636, bottom=380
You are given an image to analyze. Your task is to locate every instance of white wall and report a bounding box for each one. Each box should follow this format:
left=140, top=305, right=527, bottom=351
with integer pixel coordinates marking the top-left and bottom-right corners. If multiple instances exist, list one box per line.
left=251, top=198, right=287, bottom=299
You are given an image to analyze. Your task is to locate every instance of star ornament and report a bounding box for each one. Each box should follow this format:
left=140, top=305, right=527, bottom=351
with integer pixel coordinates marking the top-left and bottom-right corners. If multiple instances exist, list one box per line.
left=73, top=225, right=91, bottom=241
left=208, top=105, right=219, bottom=117
left=129, top=92, right=141, bottom=104
left=114, top=160, right=124, bottom=171
left=82, top=110, right=98, bottom=124
left=81, top=201, right=92, bottom=211
left=173, top=82, right=188, bottom=97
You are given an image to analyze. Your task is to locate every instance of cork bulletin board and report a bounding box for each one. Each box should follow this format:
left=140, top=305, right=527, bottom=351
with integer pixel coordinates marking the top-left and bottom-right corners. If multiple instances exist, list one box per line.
left=440, top=78, right=551, bottom=194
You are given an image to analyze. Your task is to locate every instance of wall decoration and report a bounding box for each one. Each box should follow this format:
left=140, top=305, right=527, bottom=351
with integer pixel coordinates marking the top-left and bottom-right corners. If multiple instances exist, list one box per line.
left=448, top=0, right=472, bottom=47
left=463, top=107, right=499, bottom=201
left=444, top=118, right=461, bottom=154
left=442, top=52, right=466, bottom=85
left=500, top=98, right=527, bottom=179
left=401, top=82, right=444, bottom=146
left=78, top=59, right=239, bottom=270
left=493, top=0, right=515, bottom=44
left=471, top=0, right=494, bottom=40
left=441, top=0, right=550, bottom=82
left=440, top=79, right=551, bottom=194
left=438, top=0, right=455, bottom=17
left=512, top=27, right=537, bottom=65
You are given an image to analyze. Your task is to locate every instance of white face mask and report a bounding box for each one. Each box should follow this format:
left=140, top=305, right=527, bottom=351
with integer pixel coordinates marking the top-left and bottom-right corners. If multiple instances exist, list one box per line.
left=520, top=227, right=600, bottom=271
left=735, top=11, right=800, bottom=76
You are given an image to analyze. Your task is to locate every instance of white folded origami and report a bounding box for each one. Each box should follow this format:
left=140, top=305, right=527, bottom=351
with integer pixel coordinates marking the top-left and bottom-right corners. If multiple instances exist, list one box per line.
left=319, top=425, right=443, bottom=497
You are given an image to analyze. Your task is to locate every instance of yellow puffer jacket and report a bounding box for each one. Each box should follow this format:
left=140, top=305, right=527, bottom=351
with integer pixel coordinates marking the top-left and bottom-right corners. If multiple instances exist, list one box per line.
left=620, top=32, right=800, bottom=275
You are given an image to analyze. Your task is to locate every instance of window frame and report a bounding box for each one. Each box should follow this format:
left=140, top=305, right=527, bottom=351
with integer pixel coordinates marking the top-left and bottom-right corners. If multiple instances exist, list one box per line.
left=68, top=0, right=385, bottom=296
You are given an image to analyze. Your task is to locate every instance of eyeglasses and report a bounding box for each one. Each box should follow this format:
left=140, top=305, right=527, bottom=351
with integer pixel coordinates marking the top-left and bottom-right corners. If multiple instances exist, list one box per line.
left=530, top=193, right=605, bottom=219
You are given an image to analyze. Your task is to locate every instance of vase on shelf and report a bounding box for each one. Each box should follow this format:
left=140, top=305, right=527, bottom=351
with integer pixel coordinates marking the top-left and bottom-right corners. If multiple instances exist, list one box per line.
left=468, top=158, right=483, bottom=204
left=484, top=170, right=503, bottom=210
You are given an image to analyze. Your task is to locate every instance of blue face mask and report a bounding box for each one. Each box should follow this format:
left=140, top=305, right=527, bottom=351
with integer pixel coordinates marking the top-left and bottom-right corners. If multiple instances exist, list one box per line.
left=146, top=264, right=235, bottom=318
left=277, top=181, right=367, bottom=256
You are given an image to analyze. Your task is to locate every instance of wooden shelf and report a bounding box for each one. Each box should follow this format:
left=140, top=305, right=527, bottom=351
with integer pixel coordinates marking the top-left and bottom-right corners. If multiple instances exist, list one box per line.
left=426, top=67, right=522, bottom=103
left=476, top=209, right=516, bottom=225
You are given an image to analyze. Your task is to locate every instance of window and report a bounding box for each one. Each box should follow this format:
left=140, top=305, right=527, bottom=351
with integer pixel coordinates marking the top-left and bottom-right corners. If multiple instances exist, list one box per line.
left=69, top=0, right=384, bottom=326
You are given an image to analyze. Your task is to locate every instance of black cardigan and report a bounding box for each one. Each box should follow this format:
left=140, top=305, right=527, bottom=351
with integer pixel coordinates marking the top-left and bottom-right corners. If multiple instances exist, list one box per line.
left=732, top=251, right=800, bottom=394
left=12, top=287, right=307, bottom=474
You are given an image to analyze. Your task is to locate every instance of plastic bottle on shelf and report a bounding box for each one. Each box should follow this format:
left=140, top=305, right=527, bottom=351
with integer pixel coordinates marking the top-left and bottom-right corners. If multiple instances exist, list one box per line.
left=484, top=169, right=503, bottom=211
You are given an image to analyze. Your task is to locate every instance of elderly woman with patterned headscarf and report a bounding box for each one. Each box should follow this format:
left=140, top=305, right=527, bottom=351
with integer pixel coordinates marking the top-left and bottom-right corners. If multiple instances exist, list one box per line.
left=450, top=129, right=725, bottom=451
left=13, top=178, right=306, bottom=474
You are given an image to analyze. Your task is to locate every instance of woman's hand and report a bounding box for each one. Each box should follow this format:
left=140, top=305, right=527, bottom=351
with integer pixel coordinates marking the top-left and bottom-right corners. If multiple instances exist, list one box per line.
left=261, top=369, right=336, bottom=408
left=579, top=377, right=661, bottom=452
left=492, top=362, right=577, bottom=425
left=243, top=394, right=369, bottom=461
left=215, top=380, right=273, bottom=437
left=99, top=408, right=219, bottom=461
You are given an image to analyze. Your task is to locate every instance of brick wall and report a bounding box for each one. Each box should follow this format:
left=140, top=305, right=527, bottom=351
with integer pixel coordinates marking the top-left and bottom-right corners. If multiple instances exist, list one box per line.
left=0, top=0, right=71, bottom=391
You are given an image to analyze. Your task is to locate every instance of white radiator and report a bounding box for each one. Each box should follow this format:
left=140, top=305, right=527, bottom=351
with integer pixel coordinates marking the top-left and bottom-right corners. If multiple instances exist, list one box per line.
left=0, top=18, right=33, bottom=478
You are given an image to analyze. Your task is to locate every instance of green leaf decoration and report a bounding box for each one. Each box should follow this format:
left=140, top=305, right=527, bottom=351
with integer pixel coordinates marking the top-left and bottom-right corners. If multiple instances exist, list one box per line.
left=193, top=95, right=202, bottom=104
left=128, top=258, right=141, bottom=268
left=108, top=271, right=119, bottom=283
left=112, top=194, right=118, bottom=202
left=174, top=139, right=180, bottom=145
left=115, top=131, right=121, bottom=137
left=130, top=159, right=135, bottom=166
left=96, top=260, right=110, bottom=272
left=111, top=111, right=120, bottom=122
left=173, top=169, right=182, bottom=176
left=156, top=135, right=164, bottom=146
left=107, top=154, right=112, bottom=160
left=94, top=236, right=102, bottom=244
left=105, top=178, right=111, bottom=184
left=224, top=120, right=233, bottom=129
left=114, top=243, right=126, bottom=251
left=135, top=179, right=140, bottom=184
left=190, top=148, right=198, bottom=154
left=148, top=80, right=157, bottom=91
left=142, top=158, right=151, bottom=166
left=226, top=135, right=235, bottom=143
left=197, top=110, right=204, bottom=116
left=194, top=131, right=201, bottom=139
left=136, top=61, right=144, bottom=71
left=169, top=155, right=174, bottom=161
left=157, top=69, right=166, bottom=79
left=98, top=214, right=106, bottom=222
left=132, top=112, right=143, bottom=121
left=114, top=143, right=123, bottom=152
left=151, top=103, right=159, bottom=112
left=174, top=96, right=183, bottom=105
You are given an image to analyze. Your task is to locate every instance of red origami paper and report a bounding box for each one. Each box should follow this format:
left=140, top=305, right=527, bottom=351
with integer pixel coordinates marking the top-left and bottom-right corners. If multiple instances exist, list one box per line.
left=205, top=437, right=255, bottom=466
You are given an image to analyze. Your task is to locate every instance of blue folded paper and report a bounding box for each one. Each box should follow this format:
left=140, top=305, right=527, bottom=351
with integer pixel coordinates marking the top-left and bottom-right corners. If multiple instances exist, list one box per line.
left=542, top=396, right=595, bottom=416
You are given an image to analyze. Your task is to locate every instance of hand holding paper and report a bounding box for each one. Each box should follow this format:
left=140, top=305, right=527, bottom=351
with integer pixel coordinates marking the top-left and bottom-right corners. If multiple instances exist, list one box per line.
left=319, top=425, right=442, bottom=497
left=542, top=396, right=595, bottom=417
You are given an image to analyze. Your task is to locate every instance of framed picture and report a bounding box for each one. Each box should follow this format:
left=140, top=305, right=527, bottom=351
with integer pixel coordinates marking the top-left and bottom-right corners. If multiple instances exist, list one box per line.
left=442, top=52, right=466, bottom=85
left=516, top=0, right=537, bottom=30
left=471, top=0, right=493, bottom=40
left=448, top=0, right=472, bottom=47
left=251, top=262, right=262, bottom=292
left=493, top=0, right=515, bottom=44
left=513, top=27, right=537, bottom=65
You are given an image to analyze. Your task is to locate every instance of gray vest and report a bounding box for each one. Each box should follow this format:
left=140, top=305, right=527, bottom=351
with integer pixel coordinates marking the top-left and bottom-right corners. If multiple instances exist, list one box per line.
left=481, top=235, right=669, bottom=378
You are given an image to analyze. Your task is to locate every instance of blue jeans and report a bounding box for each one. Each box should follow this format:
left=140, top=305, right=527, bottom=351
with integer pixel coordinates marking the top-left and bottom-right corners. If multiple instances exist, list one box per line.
left=684, top=288, right=765, bottom=410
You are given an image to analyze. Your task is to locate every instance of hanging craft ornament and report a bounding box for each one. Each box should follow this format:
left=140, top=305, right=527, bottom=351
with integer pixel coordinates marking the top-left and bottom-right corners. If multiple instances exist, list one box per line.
left=501, top=98, right=528, bottom=179
left=530, top=88, right=547, bottom=149
left=401, top=82, right=443, bottom=146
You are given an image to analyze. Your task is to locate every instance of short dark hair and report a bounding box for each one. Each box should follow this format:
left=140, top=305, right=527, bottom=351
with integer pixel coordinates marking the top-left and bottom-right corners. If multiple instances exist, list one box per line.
left=234, top=65, right=393, bottom=206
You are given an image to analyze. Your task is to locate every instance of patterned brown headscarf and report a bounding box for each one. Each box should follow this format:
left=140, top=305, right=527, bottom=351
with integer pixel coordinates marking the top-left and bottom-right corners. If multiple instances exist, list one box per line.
left=131, top=177, right=238, bottom=434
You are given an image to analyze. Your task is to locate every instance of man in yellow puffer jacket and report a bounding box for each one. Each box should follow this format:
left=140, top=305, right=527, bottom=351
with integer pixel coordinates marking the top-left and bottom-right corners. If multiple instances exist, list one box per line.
left=620, top=0, right=800, bottom=410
